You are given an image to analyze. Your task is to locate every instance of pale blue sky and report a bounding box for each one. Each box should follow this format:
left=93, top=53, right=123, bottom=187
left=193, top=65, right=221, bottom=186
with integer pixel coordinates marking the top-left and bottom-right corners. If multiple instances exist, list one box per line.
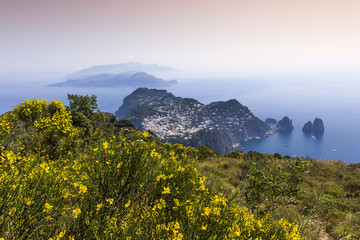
left=1, top=0, right=360, bottom=78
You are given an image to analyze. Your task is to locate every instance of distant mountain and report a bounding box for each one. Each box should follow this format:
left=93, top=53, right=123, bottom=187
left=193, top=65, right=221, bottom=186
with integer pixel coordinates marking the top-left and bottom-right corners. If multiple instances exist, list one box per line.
left=48, top=72, right=177, bottom=88
left=64, top=62, right=175, bottom=81
left=115, top=88, right=275, bottom=154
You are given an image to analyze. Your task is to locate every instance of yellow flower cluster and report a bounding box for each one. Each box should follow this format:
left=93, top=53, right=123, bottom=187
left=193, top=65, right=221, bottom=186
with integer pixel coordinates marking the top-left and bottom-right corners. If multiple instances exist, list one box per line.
left=0, top=98, right=302, bottom=239
left=33, top=100, right=78, bottom=138
left=73, top=208, right=81, bottom=218
left=226, top=209, right=301, bottom=239
left=14, top=98, right=47, bottom=121
left=0, top=112, right=17, bottom=136
left=1, top=99, right=80, bottom=159
left=43, top=203, right=53, bottom=213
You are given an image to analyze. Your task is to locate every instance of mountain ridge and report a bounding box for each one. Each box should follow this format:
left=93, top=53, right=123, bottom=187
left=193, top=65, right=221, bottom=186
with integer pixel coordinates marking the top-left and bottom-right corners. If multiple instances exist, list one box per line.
left=48, top=71, right=177, bottom=88
left=64, top=62, right=175, bottom=81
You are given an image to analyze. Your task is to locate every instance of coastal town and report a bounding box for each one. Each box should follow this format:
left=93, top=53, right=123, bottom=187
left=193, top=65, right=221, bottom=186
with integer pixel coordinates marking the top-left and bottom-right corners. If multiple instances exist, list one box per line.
left=116, top=88, right=274, bottom=149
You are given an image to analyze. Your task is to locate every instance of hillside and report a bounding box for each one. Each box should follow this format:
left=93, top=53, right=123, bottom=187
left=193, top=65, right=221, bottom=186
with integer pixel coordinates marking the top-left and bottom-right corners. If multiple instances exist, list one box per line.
left=1, top=96, right=359, bottom=239
left=115, top=88, right=274, bottom=154
left=49, top=72, right=177, bottom=88
left=0, top=97, right=300, bottom=239
left=196, top=151, right=360, bottom=240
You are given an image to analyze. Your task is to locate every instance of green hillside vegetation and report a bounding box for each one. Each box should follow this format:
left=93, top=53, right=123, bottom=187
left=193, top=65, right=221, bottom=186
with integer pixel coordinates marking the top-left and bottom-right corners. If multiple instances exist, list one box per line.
left=0, top=96, right=358, bottom=239
left=0, top=97, right=299, bottom=239
left=196, top=149, right=360, bottom=239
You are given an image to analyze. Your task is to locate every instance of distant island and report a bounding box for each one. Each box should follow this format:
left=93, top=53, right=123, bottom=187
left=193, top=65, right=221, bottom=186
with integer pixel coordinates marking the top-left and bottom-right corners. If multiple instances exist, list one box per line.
left=48, top=71, right=177, bottom=88
left=115, top=88, right=275, bottom=154
left=63, top=62, right=175, bottom=81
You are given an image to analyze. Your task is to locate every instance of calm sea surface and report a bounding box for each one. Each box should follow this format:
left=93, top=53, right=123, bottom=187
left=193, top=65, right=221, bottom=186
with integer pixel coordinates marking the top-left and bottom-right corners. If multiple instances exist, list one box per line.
left=1, top=76, right=359, bottom=163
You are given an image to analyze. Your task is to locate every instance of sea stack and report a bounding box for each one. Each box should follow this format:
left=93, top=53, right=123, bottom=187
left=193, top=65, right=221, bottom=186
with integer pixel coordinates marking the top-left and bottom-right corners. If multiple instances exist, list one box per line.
left=313, top=118, right=324, bottom=132
left=265, top=118, right=277, bottom=124
left=276, top=116, right=294, bottom=131
left=302, top=121, right=313, bottom=132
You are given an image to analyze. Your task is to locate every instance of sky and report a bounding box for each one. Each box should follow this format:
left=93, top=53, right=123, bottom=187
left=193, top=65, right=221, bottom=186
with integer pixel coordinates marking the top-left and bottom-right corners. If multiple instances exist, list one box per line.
left=1, top=0, right=360, bottom=78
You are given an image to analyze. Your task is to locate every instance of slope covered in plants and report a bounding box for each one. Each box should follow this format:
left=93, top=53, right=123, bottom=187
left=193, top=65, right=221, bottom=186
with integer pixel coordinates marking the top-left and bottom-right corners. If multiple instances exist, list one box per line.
left=0, top=97, right=299, bottom=239
left=196, top=150, right=360, bottom=239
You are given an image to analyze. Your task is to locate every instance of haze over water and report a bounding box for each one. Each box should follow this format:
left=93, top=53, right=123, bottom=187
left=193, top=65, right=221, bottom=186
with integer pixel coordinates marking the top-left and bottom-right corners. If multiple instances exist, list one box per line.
left=1, top=74, right=359, bottom=164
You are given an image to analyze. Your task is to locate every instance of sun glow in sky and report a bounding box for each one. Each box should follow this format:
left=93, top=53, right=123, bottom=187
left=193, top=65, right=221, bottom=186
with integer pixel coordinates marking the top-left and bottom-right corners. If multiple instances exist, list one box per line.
left=1, top=0, right=360, bottom=77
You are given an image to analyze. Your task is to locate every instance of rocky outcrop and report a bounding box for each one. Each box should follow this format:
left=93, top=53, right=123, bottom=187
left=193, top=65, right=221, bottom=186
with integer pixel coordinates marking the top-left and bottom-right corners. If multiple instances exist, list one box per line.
left=313, top=118, right=324, bottom=132
left=302, top=121, right=313, bottom=132
left=276, top=116, right=294, bottom=131
left=115, top=88, right=275, bottom=154
left=302, top=118, right=324, bottom=133
left=265, top=118, right=277, bottom=124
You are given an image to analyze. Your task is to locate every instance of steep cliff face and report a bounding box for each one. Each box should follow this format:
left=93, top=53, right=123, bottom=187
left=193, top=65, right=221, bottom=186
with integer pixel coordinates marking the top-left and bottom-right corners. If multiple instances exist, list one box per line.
left=115, top=88, right=274, bottom=154
left=170, top=129, right=240, bottom=154
left=276, top=116, right=294, bottom=131
left=302, top=118, right=324, bottom=133
left=313, top=118, right=324, bottom=132
left=302, top=121, right=313, bottom=132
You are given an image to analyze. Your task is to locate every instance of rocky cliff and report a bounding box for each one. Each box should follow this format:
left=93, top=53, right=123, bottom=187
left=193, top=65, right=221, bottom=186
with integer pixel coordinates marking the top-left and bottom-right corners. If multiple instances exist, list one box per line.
left=276, top=116, right=294, bottom=131
left=115, top=88, right=275, bottom=154
left=265, top=118, right=277, bottom=124
left=302, top=121, right=313, bottom=132
left=302, top=118, right=324, bottom=133
left=313, top=118, right=324, bottom=132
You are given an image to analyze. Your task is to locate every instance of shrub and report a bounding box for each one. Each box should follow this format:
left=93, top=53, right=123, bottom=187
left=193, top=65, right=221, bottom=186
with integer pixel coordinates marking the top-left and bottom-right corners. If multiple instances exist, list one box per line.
left=0, top=99, right=301, bottom=239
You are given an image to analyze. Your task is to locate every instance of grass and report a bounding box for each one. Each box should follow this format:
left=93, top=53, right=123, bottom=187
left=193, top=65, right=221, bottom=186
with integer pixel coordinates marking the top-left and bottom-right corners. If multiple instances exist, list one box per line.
left=197, top=154, right=360, bottom=240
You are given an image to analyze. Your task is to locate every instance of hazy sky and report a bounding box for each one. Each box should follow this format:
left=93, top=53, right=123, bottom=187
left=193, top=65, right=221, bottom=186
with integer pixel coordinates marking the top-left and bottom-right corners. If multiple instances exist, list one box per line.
left=1, top=0, right=360, bottom=77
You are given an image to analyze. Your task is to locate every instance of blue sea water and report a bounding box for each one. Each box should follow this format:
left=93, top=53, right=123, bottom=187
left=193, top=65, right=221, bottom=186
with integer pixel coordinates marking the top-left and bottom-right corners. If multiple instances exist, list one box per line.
left=0, top=75, right=359, bottom=163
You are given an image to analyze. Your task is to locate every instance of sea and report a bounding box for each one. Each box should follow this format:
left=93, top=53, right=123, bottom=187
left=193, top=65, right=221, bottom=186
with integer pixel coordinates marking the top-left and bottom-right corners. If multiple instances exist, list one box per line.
left=1, top=73, right=359, bottom=163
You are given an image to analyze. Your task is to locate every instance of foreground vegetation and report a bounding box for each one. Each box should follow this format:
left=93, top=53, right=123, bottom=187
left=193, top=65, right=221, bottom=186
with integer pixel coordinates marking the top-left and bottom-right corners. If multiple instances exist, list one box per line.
left=197, top=148, right=360, bottom=239
left=0, top=96, right=358, bottom=239
left=0, top=97, right=299, bottom=239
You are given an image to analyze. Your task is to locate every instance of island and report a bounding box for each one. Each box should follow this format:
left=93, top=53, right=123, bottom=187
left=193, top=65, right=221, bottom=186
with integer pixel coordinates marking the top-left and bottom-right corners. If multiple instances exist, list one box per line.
left=115, top=88, right=275, bottom=154
left=62, top=62, right=175, bottom=80
left=48, top=72, right=177, bottom=88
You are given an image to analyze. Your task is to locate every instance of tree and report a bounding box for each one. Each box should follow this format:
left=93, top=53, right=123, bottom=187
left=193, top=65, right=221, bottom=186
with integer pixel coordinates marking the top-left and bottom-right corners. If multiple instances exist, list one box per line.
left=67, top=94, right=103, bottom=135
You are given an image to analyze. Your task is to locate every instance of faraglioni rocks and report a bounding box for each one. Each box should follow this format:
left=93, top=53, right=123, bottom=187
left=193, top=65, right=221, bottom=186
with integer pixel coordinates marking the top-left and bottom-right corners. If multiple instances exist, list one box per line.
left=276, top=116, right=294, bottom=131
left=302, top=118, right=324, bottom=133
left=265, top=118, right=277, bottom=124
left=302, top=121, right=313, bottom=132
left=313, top=118, right=324, bottom=132
left=115, top=88, right=275, bottom=154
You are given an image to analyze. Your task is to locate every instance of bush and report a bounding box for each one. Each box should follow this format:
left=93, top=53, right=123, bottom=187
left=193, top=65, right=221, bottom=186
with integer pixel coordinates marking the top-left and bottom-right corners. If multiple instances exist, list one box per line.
left=0, top=99, right=301, bottom=239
